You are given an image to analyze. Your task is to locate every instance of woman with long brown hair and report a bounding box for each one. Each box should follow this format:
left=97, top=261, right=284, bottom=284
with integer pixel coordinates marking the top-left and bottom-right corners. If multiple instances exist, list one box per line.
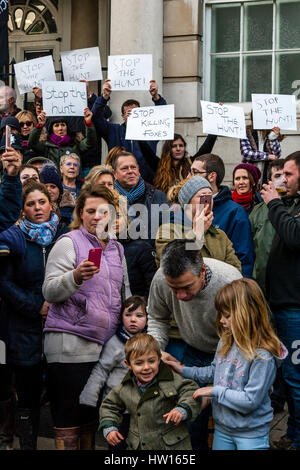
left=140, top=133, right=217, bottom=193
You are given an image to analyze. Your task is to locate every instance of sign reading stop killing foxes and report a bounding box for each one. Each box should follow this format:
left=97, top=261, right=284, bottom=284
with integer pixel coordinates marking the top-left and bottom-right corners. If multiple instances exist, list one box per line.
left=252, top=94, right=297, bottom=130
left=108, top=54, right=152, bottom=91
left=201, top=101, right=246, bottom=139
left=42, top=81, right=87, bottom=116
left=61, top=47, right=103, bottom=82
left=125, top=104, right=174, bottom=140
left=14, top=55, right=56, bottom=94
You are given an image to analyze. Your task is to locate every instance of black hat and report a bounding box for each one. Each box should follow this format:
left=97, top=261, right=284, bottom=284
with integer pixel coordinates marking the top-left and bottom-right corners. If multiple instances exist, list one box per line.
left=0, top=116, right=21, bottom=134
left=0, top=133, right=23, bottom=152
left=40, top=162, right=64, bottom=195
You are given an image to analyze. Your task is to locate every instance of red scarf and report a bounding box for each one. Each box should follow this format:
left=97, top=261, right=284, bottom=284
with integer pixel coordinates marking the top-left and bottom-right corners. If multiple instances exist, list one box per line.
left=232, top=189, right=253, bottom=211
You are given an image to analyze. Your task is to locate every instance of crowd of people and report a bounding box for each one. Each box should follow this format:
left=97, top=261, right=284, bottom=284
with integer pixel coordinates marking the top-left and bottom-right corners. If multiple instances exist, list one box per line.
left=0, top=78, right=299, bottom=452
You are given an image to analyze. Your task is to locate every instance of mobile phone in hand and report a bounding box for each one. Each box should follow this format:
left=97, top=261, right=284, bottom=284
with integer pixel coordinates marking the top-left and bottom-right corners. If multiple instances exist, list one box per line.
left=199, top=194, right=212, bottom=207
left=5, top=125, right=11, bottom=149
left=88, top=247, right=102, bottom=269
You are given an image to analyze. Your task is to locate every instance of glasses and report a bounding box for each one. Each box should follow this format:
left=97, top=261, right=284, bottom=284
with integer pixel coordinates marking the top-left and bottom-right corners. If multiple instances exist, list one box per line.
left=65, top=162, right=79, bottom=167
left=191, top=170, right=208, bottom=176
left=20, top=121, right=33, bottom=127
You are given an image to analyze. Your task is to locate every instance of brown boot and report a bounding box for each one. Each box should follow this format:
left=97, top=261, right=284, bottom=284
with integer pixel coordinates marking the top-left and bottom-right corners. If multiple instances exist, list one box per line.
left=79, top=421, right=98, bottom=450
left=53, top=426, right=80, bottom=450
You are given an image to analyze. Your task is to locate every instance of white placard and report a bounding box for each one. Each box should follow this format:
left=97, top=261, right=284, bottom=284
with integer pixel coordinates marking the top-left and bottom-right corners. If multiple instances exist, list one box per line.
left=61, top=47, right=103, bottom=82
left=14, top=56, right=56, bottom=95
left=125, top=104, right=174, bottom=141
left=201, top=101, right=246, bottom=139
left=252, top=94, right=297, bottom=130
left=42, top=81, right=87, bottom=116
left=108, top=54, right=152, bottom=91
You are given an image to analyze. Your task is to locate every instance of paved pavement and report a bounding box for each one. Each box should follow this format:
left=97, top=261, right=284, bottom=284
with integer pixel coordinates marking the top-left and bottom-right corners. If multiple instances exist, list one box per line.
left=11, top=403, right=289, bottom=451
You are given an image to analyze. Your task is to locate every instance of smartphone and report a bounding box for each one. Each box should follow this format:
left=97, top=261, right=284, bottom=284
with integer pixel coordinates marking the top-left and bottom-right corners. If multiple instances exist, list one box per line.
left=5, top=125, right=11, bottom=149
left=88, top=247, right=102, bottom=269
left=199, top=194, right=212, bottom=207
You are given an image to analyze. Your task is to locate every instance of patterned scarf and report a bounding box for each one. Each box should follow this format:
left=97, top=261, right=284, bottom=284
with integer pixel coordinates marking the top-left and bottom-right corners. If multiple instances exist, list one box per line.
left=49, top=133, right=71, bottom=147
left=114, top=177, right=146, bottom=205
left=19, top=212, right=59, bottom=247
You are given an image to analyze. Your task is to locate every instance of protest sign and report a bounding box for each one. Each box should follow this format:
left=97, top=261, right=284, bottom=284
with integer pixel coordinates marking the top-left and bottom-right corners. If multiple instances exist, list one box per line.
left=125, top=104, right=174, bottom=141
left=14, top=56, right=56, bottom=94
left=108, top=54, right=152, bottom=91
left=201, top=101, right=246, bottom=139
left=252, top=94, right=297, bottom=130
left=61, top=47, right=103, bottom=82
left=42, top=81, right=87, bottom=116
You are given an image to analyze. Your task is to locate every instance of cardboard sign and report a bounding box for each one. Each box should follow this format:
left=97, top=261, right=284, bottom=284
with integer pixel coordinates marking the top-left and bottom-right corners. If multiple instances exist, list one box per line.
left=125, top=104, right=174, bottom=141
left=252, top=94, right=297, bottom=130
left=108, top=54, right=152, bottom=91
left=42, top=81, right=87, bottom=116
left=14, top=56, right=56, bottom=94
left=61, top=47, right=103, bottom=82
left=201, top=101, right=246, bottom=139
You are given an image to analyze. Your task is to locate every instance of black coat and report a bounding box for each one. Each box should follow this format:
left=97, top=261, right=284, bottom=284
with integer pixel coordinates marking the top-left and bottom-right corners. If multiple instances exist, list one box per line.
left=0, top=223, right=68, bottom=366
left=121, top=239, right=157, bottom=299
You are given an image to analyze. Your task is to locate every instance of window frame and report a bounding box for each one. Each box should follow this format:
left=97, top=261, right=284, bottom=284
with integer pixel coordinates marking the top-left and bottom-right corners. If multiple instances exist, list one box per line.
left=203, top=0, right=300, bottom=104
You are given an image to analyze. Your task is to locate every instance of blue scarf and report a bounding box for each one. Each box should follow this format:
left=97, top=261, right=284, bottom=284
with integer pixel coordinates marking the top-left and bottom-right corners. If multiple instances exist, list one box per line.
left=19, top=212, right=59, bottom=247
left=114, top=177, right=146, bottom=205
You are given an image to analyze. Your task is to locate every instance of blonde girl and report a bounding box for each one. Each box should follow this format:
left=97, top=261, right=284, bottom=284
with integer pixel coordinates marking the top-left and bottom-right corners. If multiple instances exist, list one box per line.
left=165, top=278, right=287, bottom=450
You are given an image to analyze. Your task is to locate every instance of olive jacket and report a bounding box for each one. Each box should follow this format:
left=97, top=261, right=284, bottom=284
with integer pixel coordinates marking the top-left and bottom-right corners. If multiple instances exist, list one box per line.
left=155, top=222, right=242, bottom=272
left=99, top=361, right=201, bottom=450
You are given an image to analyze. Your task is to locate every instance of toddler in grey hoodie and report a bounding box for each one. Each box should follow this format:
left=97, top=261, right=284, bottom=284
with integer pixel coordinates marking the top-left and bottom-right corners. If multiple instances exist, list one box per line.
left=165, top=278, right=287, bottom=450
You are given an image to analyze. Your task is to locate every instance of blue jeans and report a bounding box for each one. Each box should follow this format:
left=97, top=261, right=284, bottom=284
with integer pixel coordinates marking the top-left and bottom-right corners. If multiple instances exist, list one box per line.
left=273, top=308, right=300, bottom=449
left=212, top=429, right=269, bottom=450
left=166, top=338, right=215, bottom=451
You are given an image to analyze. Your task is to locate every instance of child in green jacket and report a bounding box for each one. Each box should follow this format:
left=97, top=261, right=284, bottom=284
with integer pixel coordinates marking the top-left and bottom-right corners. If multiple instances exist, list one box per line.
left=99, top=333, right=202, bottom=450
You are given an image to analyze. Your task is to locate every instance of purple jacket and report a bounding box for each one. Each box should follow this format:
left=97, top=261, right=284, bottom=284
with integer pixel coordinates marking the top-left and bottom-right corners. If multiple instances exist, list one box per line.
left=44, top=227, right=123, bottom=344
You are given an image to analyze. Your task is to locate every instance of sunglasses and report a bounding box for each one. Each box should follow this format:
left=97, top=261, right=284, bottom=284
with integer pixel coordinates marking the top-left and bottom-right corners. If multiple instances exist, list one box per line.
left=20, top=121, right=33, bottom=127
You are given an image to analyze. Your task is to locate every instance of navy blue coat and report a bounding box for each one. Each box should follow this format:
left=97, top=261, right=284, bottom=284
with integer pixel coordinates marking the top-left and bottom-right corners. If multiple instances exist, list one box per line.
left=121, top=238, right=157, bottom=299
left=0, top=172, right=22, bottom=232
left=92, top=95, right=167, bottom=184
left=212, top=185, right=255, bottom=278
left=0, top=223, right=68, bottom=366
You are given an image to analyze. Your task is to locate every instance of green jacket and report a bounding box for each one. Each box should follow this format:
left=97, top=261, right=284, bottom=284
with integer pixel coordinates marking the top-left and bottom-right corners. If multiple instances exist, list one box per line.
left=155, top=223, right=242, bottom=271
left=249, top=197, right=293, bottom=295
left=28, top=124, right=97, bottom=169
left=99, top=361, right=201, bottom=450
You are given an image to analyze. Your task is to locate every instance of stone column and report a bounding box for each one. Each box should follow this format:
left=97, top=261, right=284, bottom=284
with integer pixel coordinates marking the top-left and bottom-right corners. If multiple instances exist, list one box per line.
left=109, top=0, right=164, bottom=123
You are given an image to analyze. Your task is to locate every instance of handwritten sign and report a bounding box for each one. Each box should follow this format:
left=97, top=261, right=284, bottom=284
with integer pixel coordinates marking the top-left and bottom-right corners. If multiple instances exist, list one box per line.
left=252, top=94, right=297, bottom=130
left=108, top=54, right=152, bottom=91
left=125, top=104, right=174, bottom=141
left=14, top=56, right=56, bottom=94
left=61, top=47, right=103, bottom=82
left=42, top=81, right=87, bottom=116
left=201, top=101, right=246, bottom=139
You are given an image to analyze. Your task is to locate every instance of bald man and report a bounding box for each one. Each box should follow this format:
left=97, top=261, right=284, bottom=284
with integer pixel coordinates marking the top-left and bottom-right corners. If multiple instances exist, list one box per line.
left=0, top=85, right=21, bottom=120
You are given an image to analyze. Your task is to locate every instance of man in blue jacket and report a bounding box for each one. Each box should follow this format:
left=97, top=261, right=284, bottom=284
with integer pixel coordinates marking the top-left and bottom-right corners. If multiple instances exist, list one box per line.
left=92, top=78, right=167, bottom=184
left=189, top=154, right=254, bottom=278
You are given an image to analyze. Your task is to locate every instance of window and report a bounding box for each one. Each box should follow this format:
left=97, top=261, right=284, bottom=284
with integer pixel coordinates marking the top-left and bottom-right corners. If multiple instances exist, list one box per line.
left=8, top=0, right=57, bottom=35
left=205, top=0, right=300, bottom=102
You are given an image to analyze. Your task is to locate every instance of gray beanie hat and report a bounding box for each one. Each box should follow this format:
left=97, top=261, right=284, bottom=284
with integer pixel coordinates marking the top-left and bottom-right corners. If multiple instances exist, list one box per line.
left=178, top=176, right=212, bottom=206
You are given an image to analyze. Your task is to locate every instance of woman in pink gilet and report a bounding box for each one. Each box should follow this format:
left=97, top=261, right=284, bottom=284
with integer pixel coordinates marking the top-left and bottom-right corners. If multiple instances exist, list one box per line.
left=42, top=184, right=130, bottom=450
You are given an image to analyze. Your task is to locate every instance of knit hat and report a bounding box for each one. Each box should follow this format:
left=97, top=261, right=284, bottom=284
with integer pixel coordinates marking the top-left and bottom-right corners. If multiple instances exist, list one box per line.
left=233, top=163, right=261, bottom=185
left=39, top=162, right=64, bottom=196
left=178, top=176, right=213, bottom=206
left=0, top=133, right=23, bottom=151
left=0, top=116, right=21, bottom=134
